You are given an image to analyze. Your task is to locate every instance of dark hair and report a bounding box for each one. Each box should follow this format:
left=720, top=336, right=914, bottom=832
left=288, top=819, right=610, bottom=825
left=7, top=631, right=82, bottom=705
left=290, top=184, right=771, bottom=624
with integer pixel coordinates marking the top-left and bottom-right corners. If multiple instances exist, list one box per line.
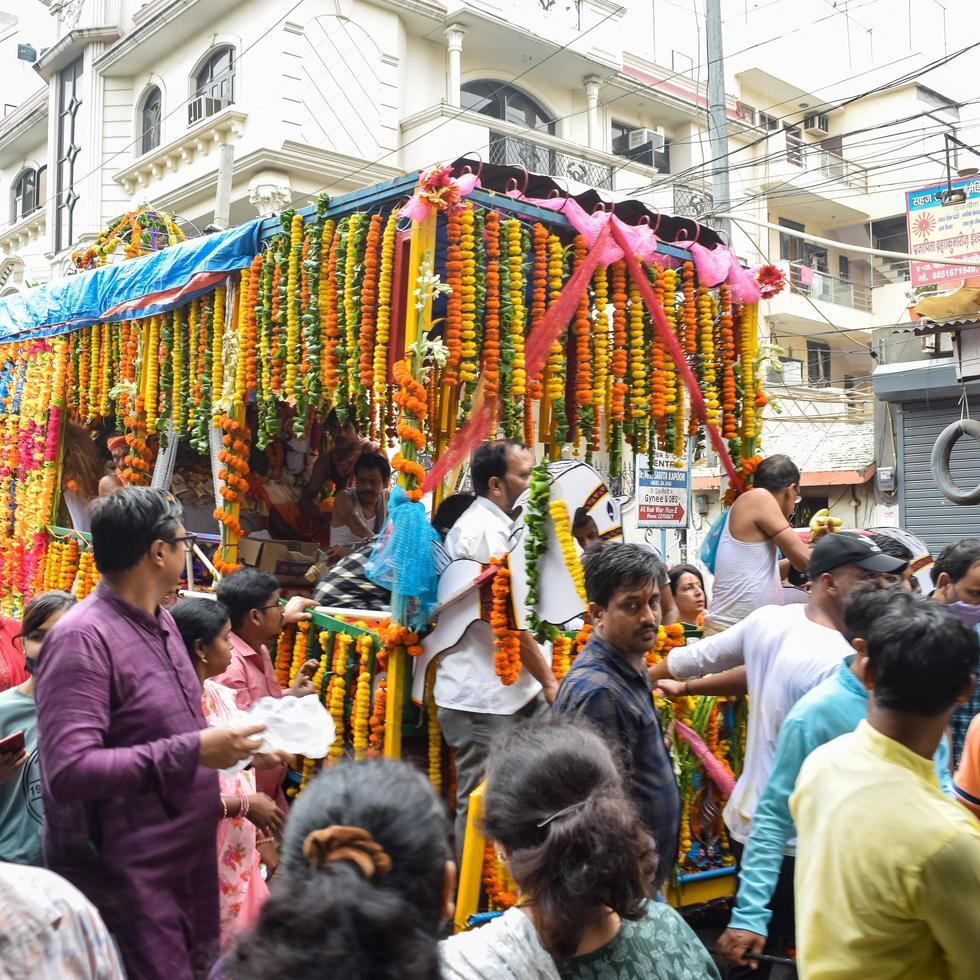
left=841, top=582, right=904, bottom=643
left=215, top=567, right=279, bottom=632
left=572, top=507, right=596, bottom=532
left=667, top=563, right=705, bottom=596
left=89, top=487, right=184, bottom=575
left=470, top=440, right=526, bottom=496
left=583, top=542, right=664, bottom=609
left=169, top=598, right=230, bottom=664
left=753, top=454, right=800, bottom=492
left=864, top=592, right=979, bottom=716
left=432, top=492, right=475, bottom=539
left=17, top=590, right=75, bottom=641
left=354, top=452, right=391, bottom=483
left=869, top=533, right=913, bottom=564
left=932, top=538, right=980, bottom=586
left=482, top=717, right=656, bottom=960
left=62, top=422, right=104, bottom=499
left=228, top=760, right=448, bottom=980
left=325, top=406, right=358, bottom=431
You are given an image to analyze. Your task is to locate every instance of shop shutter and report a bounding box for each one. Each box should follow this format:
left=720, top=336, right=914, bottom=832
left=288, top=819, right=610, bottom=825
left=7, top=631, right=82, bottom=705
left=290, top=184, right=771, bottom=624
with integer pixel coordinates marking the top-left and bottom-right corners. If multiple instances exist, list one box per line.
left=901, top=398, right=980, bottom=555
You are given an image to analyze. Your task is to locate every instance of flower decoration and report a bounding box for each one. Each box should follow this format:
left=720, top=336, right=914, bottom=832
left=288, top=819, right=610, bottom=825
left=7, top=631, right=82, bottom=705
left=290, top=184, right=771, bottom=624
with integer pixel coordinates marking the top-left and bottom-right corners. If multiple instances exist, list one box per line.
left=754, top=263, right=786, bottom=299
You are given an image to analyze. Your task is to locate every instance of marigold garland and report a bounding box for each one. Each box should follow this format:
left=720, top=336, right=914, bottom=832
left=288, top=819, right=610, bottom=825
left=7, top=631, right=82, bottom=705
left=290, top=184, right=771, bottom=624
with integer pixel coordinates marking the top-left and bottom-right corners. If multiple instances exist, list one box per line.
left=392, top=359, right=428, bottom=501
left=426, top=665, right=442, bottom=792
left=368, top=676, right=387, bottom=758
left=571, top=237, right=592, bottom=455
left=545, top=234, right=567, bottom=449
left=529, top=223, right=549, bottom=400
left=550, top=499, right=587, bottom=608
left=681, top=260, right=697, bottom=354
left=591, top=266, right=610, bottom=452
left=627, top=272, right=648, bottom=451
left=352, top=634, right=374, bottom=760
left=326, top=632, right=353, bottom=762
left=483, top=843, right=518, bottom=910
left=551, top=634, right=574, bottom=682
left=483, top=211, right=502, bottom=405
left=372, top=214, right=397, bottom=408
left=444, top=209, right=464, bottom=385
left=458, top=204, right=479, bottom=386
left=489, top=555, right=521, bottom=685
left=358, top=214, right=383, bottom=395
left=698, top=287, right=720, bottom=428
left=506, top=219, right=527, bottom=401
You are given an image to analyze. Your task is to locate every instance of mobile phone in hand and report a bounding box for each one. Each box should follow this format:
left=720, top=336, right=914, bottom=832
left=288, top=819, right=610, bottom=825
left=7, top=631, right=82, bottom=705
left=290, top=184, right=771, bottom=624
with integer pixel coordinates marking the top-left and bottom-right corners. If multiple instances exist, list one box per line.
left=0, top=730, right=25, bottom=756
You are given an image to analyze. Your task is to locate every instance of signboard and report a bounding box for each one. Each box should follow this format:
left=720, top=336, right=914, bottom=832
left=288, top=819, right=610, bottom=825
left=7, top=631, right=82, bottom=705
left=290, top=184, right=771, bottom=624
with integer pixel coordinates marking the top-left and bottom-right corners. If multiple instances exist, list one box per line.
left=906, top=177, right=980, bottom=286
left=636, top=447, right=691, bottom=529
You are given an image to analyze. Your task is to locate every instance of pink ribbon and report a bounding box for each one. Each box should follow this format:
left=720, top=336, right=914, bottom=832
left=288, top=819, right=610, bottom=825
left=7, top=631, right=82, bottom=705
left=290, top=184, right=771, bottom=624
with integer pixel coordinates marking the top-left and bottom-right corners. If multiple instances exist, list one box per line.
left=674, top=719, right=736, bottom=796
left=398, top=172, right=481, bottom=223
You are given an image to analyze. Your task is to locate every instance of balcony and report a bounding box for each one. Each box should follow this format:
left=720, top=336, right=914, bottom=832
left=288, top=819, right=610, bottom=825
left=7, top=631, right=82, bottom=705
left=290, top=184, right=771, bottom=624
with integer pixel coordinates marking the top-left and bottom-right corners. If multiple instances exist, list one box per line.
left=788, top=262, right=871, bottom=312
left=758, top=130, right=870, bottom=223
left=488, top=132, right=613, bottom=190
left=766, top=260, right=875, bottom=336
left=400, top=104, right=660, bottom=195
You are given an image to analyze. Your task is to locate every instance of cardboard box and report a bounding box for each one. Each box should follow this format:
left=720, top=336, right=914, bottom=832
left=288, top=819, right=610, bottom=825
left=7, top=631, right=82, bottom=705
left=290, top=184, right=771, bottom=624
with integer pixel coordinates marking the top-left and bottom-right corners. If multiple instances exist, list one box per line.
left=237, top=538, right=319, bottom=585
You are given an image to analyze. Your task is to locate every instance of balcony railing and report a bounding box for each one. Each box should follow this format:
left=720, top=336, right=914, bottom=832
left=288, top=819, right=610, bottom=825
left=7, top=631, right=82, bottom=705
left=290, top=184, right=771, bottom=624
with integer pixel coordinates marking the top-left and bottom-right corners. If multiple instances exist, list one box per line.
left=488, top=132, right=613, bottom=190
left=788, top=262, right=871, bottom=312
left=188, top=95, right=232, bottom=126
left=785, top=141, right=868, bottom=193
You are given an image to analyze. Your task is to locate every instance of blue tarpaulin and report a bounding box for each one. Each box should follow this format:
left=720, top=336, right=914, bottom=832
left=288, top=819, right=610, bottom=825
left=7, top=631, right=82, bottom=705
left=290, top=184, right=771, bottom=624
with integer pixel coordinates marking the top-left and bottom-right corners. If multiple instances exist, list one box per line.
left=0, top=219, right=263, bottom=344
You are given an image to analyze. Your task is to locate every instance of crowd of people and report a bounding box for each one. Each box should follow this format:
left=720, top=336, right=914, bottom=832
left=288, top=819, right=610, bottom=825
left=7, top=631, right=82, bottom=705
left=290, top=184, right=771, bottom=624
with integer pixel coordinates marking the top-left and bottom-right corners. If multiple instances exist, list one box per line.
left=1, top=441, right=980, bottom=980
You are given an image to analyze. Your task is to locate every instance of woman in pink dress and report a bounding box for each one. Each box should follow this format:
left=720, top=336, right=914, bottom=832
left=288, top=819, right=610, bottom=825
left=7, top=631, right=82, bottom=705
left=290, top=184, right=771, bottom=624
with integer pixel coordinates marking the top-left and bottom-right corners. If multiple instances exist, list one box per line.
left=171, top=598, right=285, bottom=949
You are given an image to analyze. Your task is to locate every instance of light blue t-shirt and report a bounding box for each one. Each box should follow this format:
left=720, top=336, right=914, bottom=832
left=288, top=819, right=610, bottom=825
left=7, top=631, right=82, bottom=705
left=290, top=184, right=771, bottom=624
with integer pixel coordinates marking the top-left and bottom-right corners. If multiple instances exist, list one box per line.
left=0, top=686, right=43, bottom=865
left=728, top=656, right=952, bottom=937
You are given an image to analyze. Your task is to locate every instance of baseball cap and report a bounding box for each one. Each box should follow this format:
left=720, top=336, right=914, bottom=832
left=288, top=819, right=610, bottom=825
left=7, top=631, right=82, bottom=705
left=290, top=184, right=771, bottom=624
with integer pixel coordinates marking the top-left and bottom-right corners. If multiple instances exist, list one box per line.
left=809, top=532, right=909, bottom=579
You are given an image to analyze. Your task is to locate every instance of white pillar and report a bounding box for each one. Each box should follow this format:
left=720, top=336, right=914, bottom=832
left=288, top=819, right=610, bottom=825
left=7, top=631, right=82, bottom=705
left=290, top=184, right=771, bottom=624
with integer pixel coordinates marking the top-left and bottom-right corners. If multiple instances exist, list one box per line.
left=584, top=75, right=601, bottom=149
left=445, top=24, right=465, bottom=108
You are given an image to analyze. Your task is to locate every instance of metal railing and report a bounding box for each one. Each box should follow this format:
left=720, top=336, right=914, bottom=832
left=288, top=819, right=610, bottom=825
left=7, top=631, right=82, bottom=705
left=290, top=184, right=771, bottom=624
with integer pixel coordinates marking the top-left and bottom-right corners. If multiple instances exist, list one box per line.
left=673, top=183, right=713, bottom=217
left=788, top=262, right=872, bottom=312
left=488, top=132, right=613, bottom=189
left=781, top=133, right=868, bottom=193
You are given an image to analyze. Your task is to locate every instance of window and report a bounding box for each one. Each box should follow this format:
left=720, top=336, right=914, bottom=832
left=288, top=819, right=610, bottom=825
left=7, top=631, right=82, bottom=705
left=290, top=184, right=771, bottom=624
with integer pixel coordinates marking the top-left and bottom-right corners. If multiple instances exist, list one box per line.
left=806, top=340, right=832, bottom=387
left=611, top=120, right=670, bottom=172
left=190, top=46, right=234, bottom=124
left=838, top=255, right=850, bottom=282
left=139, top=86, right=161, bottom=154
left=784, top=124, right=803, bottom=166
left=759, top=112, right=779, bottom=131
left=11, top=168, right=40, bottom=222
left=55, top=56, right=83, bottom=253
left=778, top=217, right=805, bottom=263
left=461, top=80, right=554, bottom=134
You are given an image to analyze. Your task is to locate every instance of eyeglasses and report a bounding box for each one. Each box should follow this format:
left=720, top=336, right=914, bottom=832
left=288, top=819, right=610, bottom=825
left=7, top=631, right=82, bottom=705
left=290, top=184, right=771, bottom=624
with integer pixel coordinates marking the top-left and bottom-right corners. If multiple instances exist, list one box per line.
left=257, top=602, right=283, bottom=615
left=168, top=533, right=198, bottom=553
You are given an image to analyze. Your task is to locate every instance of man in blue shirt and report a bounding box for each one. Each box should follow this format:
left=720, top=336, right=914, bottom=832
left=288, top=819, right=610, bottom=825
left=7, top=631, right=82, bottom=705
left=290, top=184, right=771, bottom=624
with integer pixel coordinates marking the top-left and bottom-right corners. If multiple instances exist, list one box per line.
left=930, top=538, right=980, bottom=764
left=553, top=542, right=680, bottom=887
left=717, top=585, right=953, bottom=971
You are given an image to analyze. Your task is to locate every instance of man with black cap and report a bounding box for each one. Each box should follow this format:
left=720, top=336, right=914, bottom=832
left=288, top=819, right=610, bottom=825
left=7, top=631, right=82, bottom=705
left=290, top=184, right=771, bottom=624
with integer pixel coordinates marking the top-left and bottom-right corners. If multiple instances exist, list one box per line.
left=649, top=533, right=907, bottom=861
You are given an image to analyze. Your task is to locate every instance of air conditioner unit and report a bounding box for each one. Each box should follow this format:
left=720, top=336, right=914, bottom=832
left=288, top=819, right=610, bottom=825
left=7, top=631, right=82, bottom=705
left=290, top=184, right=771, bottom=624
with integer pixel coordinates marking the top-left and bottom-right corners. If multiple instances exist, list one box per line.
left=627, top=128, right=666, bottom=152
left=803, top=112, right=830, bottom=137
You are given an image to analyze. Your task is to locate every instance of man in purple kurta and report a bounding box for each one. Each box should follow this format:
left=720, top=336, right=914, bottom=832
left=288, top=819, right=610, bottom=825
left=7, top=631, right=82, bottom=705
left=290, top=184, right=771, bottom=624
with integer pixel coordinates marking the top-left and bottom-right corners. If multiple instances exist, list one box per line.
left=36, top=489, right=265, bottom=980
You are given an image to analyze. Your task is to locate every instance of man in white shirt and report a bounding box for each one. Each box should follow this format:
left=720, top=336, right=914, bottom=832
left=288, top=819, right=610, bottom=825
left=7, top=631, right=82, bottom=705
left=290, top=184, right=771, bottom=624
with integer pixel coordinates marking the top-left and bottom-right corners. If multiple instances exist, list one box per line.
left=649, top=533, right=906, bottom=975
left=437, top=440, right=556, bottom=860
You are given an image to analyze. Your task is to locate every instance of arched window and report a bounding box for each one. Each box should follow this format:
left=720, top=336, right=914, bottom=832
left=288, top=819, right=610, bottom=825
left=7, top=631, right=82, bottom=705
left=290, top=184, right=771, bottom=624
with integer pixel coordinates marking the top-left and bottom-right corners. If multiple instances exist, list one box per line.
left=461, top=80, right=554, bottom=134
left=139, top=86, right=162, bottom=154
left=11, top=167, right=40, bottom=223
left=190, top=46, right=235, bottom=124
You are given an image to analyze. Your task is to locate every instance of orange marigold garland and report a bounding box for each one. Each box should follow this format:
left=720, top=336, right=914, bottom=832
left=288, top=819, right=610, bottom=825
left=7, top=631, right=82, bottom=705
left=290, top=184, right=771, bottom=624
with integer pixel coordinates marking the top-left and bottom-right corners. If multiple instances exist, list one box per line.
left=545, top=233, right=567, bottom=449
left=698, top=287, right=720, bottom=428
left=443, top=208, right=464, bottom=386
left=627, top=271, right=648, bottom=452
left=489, top=555, right=521, bottom=685
left=458, top=204, right=478, bottom=386
left=358, top=214, right=383, bottom=395
left=483, top=843, right=518, bottom=910
left=483, top=211, right=502, bottom=407
left=591, top=266, right=610, bottom=456
left=352, top=634, right=374, bottom=760
left=529, top=222, right=549, bottom=400
left=392, top=358, right=428, bottom=502
left=681, top=260, right=697, bottom=355
left=372, top=214, right=398, bottom=429
left=571, top=236, right=592, bottom=456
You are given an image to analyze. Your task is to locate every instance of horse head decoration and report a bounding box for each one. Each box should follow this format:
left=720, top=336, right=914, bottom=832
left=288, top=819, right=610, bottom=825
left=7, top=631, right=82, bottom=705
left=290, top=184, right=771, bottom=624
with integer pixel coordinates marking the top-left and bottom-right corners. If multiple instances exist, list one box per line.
left=413, top=460, right=622, bottom=700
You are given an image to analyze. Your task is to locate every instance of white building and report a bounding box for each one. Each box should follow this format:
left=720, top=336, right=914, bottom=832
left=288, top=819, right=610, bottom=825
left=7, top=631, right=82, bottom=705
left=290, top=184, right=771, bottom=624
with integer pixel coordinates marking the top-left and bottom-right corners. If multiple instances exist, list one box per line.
left=0, top=0, right=963, bottom=553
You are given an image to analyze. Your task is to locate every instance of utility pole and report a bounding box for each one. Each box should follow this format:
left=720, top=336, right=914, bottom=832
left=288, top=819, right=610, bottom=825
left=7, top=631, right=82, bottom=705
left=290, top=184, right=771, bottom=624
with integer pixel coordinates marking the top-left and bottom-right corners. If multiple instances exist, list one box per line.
left=705, top=0, right=731, bottom=242
left=212, top=142, right=235, bottom=231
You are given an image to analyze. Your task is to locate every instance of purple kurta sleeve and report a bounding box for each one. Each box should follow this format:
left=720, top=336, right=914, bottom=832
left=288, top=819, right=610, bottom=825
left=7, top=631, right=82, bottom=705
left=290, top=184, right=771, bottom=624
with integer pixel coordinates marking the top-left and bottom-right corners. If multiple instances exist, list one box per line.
left=37, top=626, right=201, bottom=809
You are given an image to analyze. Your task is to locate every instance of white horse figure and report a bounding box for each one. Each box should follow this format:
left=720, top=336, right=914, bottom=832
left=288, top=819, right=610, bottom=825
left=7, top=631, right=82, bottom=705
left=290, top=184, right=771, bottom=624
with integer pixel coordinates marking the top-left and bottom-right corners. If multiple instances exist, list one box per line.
left=412, top=460, right=623, bottom=701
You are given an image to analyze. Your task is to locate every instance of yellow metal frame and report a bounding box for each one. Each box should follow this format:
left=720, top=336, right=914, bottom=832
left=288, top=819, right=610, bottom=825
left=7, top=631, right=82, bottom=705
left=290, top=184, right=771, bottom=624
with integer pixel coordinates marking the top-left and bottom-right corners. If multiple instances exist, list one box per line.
left=452, top=781, right=735, bottom=932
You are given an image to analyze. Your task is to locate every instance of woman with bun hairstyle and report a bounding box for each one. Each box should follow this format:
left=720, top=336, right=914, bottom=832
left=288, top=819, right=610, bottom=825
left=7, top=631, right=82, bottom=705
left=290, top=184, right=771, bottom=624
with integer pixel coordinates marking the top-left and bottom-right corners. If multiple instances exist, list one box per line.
left=221, top=759, right=454, bottom=980
left=442, top=716, right=719, bottom=980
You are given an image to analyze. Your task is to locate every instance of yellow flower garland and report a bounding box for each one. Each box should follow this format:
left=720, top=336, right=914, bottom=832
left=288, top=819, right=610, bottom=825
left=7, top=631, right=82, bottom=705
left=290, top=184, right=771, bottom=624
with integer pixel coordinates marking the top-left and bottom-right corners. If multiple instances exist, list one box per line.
left=327, top=633, right=352, bottom=762
left=740, top=302, right=759, bottom=443
left=459, top=204, right=478, bottom=384
left=661, top=269, right=678, bottom=416
left=211, top=287, right=226, bottom=412
left=550, top=499, right=587, bottom=607
left=628, top=274, right=648, bottom=450
left=234, top=267, right=250, bottom=406
left=698, top=288, right=720, bottom=428
left=145, top=316, right=160, bottom=435
left=506, top=219, right=526, bottom=398
left=426, top=665, right=442, bottom=792
left=285, top=213, right=304, bottom=398
left=592, top=267, right=610, bottom=442
left=373, top=214, right=397, bottom=401
left=352, top=634, right=373, bottom=760
left=288, top=621, right=310, bottom=686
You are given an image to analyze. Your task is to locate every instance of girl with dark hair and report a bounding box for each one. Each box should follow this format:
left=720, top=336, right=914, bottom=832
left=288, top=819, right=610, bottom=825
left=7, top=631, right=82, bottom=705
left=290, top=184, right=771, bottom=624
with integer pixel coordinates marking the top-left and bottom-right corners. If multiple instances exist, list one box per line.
left=61, top=422, right=105, bottom=530
left=442, top=717, right=719, bottom=980
left=222, top=759, right=454, bottom=980
left=668, top=563, right=708, bottom=628
left=0, top=590, right=75, bottom=866
left=170, top=598, right=284, bottom=951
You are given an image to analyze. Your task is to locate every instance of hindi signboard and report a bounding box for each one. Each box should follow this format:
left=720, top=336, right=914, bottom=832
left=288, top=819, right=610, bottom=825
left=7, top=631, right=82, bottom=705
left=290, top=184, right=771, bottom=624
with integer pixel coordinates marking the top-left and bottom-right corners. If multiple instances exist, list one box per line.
left=636, top=448, right=691, bottom=529
left=906, top=177, right=980, bottom=287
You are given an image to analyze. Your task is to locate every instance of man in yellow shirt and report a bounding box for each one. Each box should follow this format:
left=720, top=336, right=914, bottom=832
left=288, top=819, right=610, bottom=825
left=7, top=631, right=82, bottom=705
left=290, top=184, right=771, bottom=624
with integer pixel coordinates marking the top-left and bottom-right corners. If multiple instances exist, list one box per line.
left=790, top=592, right=980, bottom=979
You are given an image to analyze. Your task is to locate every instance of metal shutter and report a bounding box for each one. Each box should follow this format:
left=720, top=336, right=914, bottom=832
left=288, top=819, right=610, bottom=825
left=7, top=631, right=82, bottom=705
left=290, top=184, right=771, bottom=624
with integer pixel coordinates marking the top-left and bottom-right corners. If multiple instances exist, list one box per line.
left=901, top=398, right=980, bottom=555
